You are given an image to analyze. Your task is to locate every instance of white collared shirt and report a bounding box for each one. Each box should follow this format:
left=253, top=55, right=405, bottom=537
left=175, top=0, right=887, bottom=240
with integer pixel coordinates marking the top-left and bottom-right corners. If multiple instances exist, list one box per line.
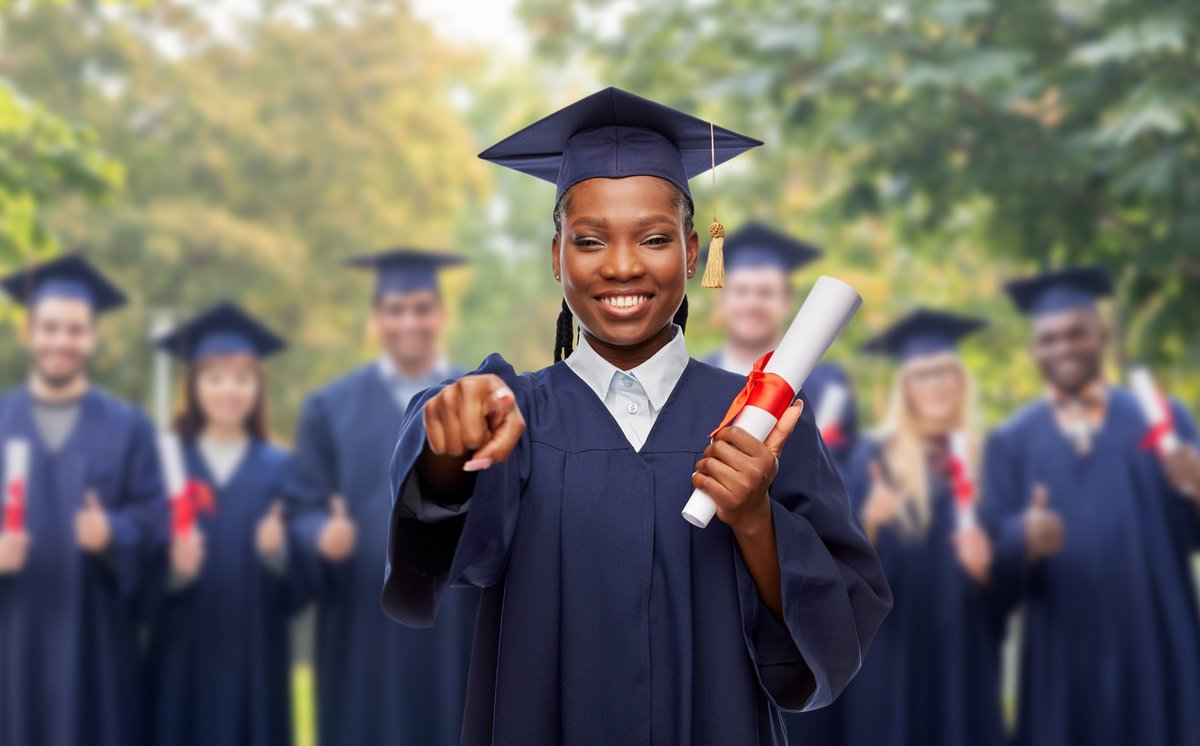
left=378, top=354, right=453, bottom=412
left=565, top=324, right=690, bottom=452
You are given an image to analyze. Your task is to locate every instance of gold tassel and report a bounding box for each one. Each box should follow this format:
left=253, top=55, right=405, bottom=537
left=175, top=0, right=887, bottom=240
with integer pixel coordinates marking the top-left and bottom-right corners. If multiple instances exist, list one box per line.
left=701, top=220, right=725, bottom=288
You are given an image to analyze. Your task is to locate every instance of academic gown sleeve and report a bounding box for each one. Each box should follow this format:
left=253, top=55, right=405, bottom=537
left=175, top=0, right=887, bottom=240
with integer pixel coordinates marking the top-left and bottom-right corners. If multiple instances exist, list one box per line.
left=739, top=417, right=892, bottom=712
left=979, top=427, right=1030, bottom=615
left=283, top=392, right=338, bottom=601
left=107, top=412, right=169, bottom=599
left=382, top=354, right=530, bottom=627
left=1165, top=399, right=1200, bottom=549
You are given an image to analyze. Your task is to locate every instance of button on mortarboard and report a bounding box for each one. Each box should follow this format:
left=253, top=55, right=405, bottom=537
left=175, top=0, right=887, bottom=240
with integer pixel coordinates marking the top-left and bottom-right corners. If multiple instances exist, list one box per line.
left=861, top=308, right=986, bottom=362
left=155, top=301, right=286, bottom=363
left=0, top=253, right=127, bottom=314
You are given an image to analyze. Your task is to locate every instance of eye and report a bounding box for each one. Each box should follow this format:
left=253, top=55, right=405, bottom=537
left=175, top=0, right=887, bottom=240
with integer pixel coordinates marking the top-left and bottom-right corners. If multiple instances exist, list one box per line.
left=643, top=234, right=673, bottom=246
left=572, top=237, right=604, bottom=249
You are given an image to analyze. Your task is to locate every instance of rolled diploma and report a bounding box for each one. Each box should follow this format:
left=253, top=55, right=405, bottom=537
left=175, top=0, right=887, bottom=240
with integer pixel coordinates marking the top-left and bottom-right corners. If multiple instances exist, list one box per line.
left=815, top=382, right=848, bottom=434
left=682, top=276, right=863, bottom=528
left=1129, top=367, right=1179, bottom=456
left=949, top=431, right=976, bottom=530
left=159, top=433, right=188, bottom=501
left=4, top=439, right=30, bottom=531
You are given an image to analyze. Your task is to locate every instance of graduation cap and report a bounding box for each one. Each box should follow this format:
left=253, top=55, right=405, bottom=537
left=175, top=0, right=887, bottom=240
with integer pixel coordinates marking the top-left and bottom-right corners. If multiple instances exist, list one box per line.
left=1004, top=265, right=1113, bottom=318
left=479, top=87, right=762, bottom=288
left=156, top=301, right=286, bottom=363
left=862, top=308, right=986, bottom=362
left=0, top=253, right=126, bottom=315
left=704, top=221, right=822, bottom=276
left=344, top=248, right=469, bottom=297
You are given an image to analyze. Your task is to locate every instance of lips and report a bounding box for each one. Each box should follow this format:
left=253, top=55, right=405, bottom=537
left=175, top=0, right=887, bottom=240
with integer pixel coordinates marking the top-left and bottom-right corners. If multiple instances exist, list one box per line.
left=594, top=291, right=655, bottom=319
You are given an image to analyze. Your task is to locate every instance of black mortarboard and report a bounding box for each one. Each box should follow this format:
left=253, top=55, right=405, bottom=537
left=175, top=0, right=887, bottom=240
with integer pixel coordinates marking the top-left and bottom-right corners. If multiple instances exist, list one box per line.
left=862, top=308, right=986, bottom=362
left=155, top=301, right=286, bottom=363
left=0, top=253, right=126, bottom=314
left=344, top=248, right=469, bottom=297
left=1004, top=265, right=1113, bottom=318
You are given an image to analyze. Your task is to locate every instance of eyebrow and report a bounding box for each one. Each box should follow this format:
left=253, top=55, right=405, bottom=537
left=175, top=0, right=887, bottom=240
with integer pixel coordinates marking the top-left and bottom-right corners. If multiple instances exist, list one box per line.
left=569, top=214, right=677, bottom=229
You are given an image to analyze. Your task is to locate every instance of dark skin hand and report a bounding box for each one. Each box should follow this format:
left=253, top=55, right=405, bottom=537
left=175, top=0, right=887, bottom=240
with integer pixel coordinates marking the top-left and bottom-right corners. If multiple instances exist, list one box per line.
left=415, top=175, right=798, bottom=618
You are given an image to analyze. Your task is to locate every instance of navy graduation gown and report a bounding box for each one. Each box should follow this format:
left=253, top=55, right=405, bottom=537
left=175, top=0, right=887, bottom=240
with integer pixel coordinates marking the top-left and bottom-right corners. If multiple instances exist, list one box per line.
left=284, top=364, right=479, bottom=746
left=143, top=440, right=301, bottom=746
left=826, top=439, right=1006, bottom=746
left=383, top=355, right=891, bottom=746
left=0, top=385, right=167, bottom=746
left=981, top=388, right=1200, bottom=746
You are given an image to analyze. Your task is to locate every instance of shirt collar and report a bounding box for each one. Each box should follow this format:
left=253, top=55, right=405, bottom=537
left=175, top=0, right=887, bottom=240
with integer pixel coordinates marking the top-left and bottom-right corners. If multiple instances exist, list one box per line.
left=565, top=325, right=690, bottom=410
left=378, top=353, right=451, bottom=385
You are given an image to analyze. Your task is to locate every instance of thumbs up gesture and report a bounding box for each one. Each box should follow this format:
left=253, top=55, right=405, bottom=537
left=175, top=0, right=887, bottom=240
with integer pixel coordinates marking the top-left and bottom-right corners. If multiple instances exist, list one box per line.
left=170, top=528, right=206, bottom=581
left=256, top=501, right=286, bottom=558
left=75, top=491, right=112, bottom=553
left=1023, top=483, right=1064, bottom=563
left=316, top=495, right=356, bottom=563
left=862, top=461, right=903, bottom=544
left=0, top=530, right=30, bottom=575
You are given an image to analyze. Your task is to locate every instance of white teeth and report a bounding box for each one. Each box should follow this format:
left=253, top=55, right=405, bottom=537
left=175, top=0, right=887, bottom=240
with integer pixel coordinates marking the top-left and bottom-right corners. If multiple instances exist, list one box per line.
left=600, top=295, right=648, bottom=309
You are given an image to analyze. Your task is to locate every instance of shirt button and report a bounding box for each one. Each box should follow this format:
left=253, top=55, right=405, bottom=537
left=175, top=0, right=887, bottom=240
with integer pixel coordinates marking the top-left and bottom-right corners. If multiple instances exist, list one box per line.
left=626, top=401, right=640, bottom=414
left=622, top=376, right=634, bottom=388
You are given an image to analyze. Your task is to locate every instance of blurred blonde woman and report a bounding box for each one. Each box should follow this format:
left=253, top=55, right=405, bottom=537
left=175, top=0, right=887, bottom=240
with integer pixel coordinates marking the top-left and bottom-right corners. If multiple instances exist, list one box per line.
left=828, top=309, right=1006, bottom=746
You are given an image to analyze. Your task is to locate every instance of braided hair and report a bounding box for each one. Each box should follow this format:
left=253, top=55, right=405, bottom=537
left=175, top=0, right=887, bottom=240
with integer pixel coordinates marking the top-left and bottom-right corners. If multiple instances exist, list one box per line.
left=552, top=181, right=695, bottom=363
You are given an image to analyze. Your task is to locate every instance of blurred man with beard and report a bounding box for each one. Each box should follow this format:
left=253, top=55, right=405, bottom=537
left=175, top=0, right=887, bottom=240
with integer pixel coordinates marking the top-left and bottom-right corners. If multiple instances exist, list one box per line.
left=981, top=266, right=1200, bottom=746
left=285, top=248, right=479, bottom=746
left=0, top=254, right=166, bottom=746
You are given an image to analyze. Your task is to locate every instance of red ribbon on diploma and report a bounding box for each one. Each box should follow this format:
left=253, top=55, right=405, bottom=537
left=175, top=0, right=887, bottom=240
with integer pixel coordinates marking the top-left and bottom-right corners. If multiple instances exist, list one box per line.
left=709, top=351, right=797, bottom=438
left=947, top=456, right=975, bottom=512
left=821, top=422, right=846, bottom=449
left=171, top=479, right=216, bottom=537
left=1138, top=392, right=1175, bottom=454
left=4, top=479, right=25, bottom=533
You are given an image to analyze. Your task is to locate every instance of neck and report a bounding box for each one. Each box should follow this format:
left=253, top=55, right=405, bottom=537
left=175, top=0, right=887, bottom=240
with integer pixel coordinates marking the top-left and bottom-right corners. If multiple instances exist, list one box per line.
left=583, top=324, right=675, bottom=371
left=726, top=336, right=778, bottom=367
left=203, top=422, right=247, bottom=443
left=388, top=350, right=438, bottom=380
left=28, top=372, right=88, bottom=403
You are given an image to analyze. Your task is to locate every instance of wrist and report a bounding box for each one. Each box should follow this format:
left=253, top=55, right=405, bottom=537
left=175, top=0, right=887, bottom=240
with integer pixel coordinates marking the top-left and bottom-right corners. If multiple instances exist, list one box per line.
left=730, top=496, right=773, bottom=540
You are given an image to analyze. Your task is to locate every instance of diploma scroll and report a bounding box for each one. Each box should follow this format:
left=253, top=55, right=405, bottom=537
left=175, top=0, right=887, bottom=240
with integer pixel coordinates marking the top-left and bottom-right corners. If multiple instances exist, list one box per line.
left=3, top=439, right=30, bottom=533
left=948, top=431, right=976, bottom=530
left=1130, top=367, right=1180, bottom=458
left=159, top=433, right=210, bottom=537
left=815, top=382, right=849, bottom=448
left=682, top=276, right=863, bottom=528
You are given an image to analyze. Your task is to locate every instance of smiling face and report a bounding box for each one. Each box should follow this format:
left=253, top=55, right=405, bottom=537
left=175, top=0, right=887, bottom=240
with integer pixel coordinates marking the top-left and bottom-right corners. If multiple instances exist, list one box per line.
left=1031, top=306, right=1108, bottom=394
left=193, top=353, right=262, bottom=434
left=373, top=288, right=447, bottom=369
left=552, top=176, right=698, bottom=364
left=901, top=352, right=966, bottom=432
left=718, top=266, right=792, bottom=351
left=25, top=297, right=97, bottom=389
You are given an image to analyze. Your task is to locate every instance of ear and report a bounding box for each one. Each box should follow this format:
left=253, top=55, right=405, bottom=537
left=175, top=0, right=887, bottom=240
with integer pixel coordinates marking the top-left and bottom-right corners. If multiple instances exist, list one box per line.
left=685, top=227, right=700, bottom=279
left=551, top=235, right=562, bottom=283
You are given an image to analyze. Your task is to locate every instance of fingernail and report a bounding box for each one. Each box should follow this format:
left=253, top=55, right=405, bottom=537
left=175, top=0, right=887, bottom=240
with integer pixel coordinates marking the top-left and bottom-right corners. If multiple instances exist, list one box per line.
left=463, top=458, right=493, bottom=472
left=491, top=388, right=513, bottom=401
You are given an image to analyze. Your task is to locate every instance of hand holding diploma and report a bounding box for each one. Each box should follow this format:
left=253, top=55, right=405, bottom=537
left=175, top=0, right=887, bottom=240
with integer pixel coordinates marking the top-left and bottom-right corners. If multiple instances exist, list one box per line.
left=683, top=276, right=863, bottom=528
left=1130, top=367, right=1200, bottom=500
left=948, top=431, right=978, bottom=530
left=4, top=439, right=29, bottom=534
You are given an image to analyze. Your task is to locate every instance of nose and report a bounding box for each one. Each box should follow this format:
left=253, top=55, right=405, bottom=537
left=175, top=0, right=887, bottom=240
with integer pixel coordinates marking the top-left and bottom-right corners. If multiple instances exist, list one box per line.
left=600, top=241, right=645, bottom=282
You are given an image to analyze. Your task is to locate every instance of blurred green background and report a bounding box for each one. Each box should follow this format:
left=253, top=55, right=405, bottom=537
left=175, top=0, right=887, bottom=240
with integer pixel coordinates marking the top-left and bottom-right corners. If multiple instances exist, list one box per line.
left=1, top=1, right=1197, bottom=742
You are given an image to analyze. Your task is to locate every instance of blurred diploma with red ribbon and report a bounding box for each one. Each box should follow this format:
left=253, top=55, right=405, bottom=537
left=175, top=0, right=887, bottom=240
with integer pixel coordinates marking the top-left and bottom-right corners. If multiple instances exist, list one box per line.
left=948, top=431, right=977, bottom=530
left=682, top=276, right=863, bottom=528
left=3, top=439, right=30, bottom=533
left=1130, top=367, right=1180, bottom=460
left=814, top=382, right=849, bottom=449
left=158, top=433, right=215, bottom=537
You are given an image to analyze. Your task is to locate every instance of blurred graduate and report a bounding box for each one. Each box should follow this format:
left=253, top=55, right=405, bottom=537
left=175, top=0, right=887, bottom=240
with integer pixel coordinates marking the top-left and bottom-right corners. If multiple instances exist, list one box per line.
left=381, top=88, right=890, bottom=745
left=703, top=224, right=860, bottom=471
left=284, top=250, right=479, bottom=746
left=0, top=255, right=167, bottom=746
left=143, top=302, right=302, bottom=746
left=823, top=309, right=1005, bottom=746
left=981, top=267, right=1200, bottom=746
